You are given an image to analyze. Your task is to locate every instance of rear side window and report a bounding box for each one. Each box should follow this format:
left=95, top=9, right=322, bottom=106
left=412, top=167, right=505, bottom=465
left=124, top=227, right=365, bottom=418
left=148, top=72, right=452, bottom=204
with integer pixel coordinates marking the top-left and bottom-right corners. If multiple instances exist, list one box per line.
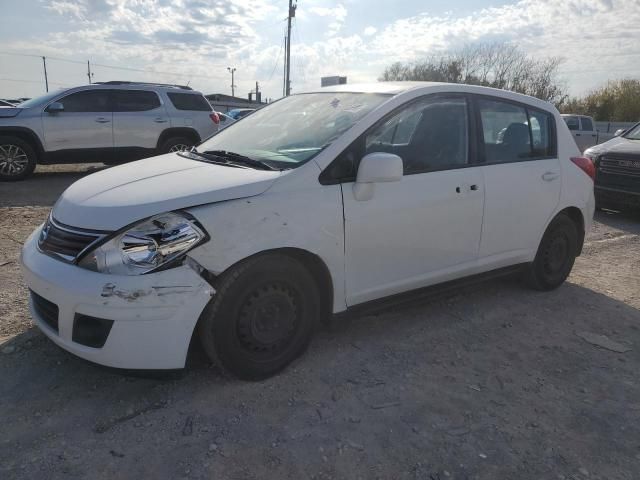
left=167, top=93, right=211, bottom=111
left=581, top=117, right=594, bottom=131
left=478, top=98, right=556, bottom=163
left=113, top=90, right=161, bottom=112
left=59, top=90, right=110, bottom=112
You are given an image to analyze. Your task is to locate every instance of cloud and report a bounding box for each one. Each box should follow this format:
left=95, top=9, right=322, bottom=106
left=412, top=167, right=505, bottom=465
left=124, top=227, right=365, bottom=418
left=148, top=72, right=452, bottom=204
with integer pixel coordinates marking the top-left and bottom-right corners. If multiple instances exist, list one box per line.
left=4, top=0, right=640, bottom=99
left=363, top=26, right=377, bottom=37
left=309, top=3, right=347, bottom=36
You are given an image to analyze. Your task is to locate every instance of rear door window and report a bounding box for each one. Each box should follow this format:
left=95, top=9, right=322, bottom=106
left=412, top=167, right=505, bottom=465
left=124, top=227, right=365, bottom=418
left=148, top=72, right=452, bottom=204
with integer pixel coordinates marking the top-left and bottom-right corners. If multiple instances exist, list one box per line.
left=581, top=117, right=594, bottom=131
left=113, top=90, right=161, bottom=112
left=167, top=93, right=211, bottom=111
left=477, top=98, right=556, bottom=162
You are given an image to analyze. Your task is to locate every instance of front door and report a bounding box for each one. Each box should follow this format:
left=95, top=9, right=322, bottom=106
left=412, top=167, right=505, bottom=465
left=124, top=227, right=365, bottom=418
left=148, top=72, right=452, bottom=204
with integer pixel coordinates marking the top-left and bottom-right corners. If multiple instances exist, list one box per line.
left=475, top=97, right=561, bottom=262
left=42, top=89, right=114, bottom=161
left=340, top=95, right=485, bottom=306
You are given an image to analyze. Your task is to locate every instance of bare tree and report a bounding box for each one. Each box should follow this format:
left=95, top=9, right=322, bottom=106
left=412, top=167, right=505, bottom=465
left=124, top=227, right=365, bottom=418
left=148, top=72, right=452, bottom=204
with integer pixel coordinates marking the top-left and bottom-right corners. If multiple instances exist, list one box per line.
left=379, top=42, right=567, bottom=104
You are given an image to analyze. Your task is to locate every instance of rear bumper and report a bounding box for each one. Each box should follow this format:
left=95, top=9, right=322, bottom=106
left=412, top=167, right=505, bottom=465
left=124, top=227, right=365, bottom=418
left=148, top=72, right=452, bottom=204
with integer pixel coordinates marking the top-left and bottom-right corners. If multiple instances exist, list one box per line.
left=20, top=228, right=214, bottom=369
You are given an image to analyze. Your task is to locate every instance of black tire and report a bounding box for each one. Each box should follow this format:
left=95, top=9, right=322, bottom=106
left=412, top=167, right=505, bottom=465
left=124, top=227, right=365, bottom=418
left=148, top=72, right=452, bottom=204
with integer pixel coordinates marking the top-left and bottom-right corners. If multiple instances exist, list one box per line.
left=198, top=254, right=321, bottom=380
left=159, top=136, right=195, bottom=154
left=0, top=136, right=37, bottom=181
left=524, top=214, right=578, bottom=291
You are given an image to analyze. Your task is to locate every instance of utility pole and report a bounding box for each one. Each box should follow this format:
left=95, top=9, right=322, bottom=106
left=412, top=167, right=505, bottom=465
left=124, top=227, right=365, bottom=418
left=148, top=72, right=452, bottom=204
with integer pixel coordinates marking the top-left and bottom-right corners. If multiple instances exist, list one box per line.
left=87, top=60, right=93, bottom=84
left=285, top=0, right=296, bottom=96
left=42, top=56, right=49, bottom=92
left=227, top=67, right=237, bottom=97
left=282, top=36, right=287, bottom=97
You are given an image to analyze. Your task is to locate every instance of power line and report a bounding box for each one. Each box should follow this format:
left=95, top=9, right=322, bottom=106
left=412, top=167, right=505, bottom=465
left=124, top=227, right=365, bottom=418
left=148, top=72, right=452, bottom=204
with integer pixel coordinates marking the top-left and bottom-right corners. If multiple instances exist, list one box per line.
left=0, top=51, right=227, bottom=80
left=267, top=27, right=286, bottom=83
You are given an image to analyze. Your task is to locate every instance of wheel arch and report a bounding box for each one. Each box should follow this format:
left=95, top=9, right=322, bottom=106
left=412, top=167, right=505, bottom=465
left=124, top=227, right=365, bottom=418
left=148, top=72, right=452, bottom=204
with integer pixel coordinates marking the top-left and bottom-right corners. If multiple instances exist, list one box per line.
left=554, top=206, right=586, bottom=256
left=206, top=247, right=335, bottom=323
left=0, top=127, right=44, bottom=160
left=156, top=128, right=201, bottom=150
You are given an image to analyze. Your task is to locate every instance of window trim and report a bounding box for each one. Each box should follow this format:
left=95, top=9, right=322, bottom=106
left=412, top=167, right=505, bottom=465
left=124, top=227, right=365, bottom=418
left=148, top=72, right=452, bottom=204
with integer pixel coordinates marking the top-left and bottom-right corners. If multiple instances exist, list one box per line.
left=319, top=93, right=478, bottom=185
left=473, top=94, right=557, bottom=166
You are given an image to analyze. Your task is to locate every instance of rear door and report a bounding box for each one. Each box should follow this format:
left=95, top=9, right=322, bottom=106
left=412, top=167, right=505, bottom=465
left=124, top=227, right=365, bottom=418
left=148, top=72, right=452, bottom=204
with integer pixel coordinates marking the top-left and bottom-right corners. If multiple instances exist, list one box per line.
left=579, top=116, right=598, bottom=151
left=339, top=95, right=485, bottom=305
left=42, top=89, right=113, bottom=159
left=112, top=89, right=167, bottom=157
left=166, top=92, right=217, bottom=140
left=475, top=96, right=560, bottom=263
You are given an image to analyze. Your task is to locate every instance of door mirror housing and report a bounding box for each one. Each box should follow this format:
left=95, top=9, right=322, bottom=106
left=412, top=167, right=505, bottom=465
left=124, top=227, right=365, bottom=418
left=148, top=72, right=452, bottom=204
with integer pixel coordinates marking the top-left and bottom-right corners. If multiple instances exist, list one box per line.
left=353, top=152, right=403, bottom=201
left=46, top=102, right=64, bottom=113
left=614, top=128, right=626, bottom=137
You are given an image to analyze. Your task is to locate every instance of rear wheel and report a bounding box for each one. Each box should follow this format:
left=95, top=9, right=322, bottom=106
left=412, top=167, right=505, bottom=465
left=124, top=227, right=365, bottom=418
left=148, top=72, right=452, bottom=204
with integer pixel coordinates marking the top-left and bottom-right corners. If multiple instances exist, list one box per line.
left=160, top=136, right=195, bottom=154
left=198, top=254, right=321, bottom=380
left=0, top=136, right=37, bottom=181
left=524, top=214, right=578, bottom=291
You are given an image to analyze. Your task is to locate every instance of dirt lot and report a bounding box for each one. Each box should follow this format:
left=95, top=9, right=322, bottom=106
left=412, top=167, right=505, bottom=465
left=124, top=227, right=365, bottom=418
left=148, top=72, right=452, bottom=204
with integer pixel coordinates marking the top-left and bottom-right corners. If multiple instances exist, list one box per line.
left=1, top=165, right=640, bottom=480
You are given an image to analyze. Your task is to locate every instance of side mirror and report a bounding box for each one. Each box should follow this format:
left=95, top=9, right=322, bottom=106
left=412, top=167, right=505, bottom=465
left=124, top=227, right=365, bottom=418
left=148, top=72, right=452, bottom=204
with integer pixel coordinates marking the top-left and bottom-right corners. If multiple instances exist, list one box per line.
left=614, top=128, right=625, bottom=137
left=46, top=102, right=64, bottom=113
left=353, top=152, right=403, bottom=201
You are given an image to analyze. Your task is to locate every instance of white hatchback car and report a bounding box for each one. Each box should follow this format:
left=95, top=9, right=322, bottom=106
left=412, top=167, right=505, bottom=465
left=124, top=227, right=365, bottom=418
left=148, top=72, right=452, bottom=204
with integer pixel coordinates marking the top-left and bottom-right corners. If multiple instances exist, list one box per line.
left=21, top=82, right=595, bottom=380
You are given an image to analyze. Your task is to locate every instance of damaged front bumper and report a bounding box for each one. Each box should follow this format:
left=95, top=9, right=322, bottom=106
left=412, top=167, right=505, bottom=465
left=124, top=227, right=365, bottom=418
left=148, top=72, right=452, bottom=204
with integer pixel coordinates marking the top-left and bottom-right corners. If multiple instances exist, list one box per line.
left=20, top=229, right=214, bottom=369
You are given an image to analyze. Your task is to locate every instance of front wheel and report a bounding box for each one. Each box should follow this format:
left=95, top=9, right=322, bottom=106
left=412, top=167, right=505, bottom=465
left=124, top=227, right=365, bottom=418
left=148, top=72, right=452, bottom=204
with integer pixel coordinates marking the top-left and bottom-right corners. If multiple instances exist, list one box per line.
left=0, top=136, right=37, bottom=181
left=160, top=136, right=195, bottom=154
left=198, top=254, right=321, bottom=380
left=524, top=214, right=578, bottom=291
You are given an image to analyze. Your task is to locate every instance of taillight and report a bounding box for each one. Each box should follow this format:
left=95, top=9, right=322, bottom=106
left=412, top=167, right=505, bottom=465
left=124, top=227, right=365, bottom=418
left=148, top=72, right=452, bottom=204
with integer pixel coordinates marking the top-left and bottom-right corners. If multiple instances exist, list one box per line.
left=570, top=157, right=595, bottom=181
left=210, top=112, right=220, bottom=124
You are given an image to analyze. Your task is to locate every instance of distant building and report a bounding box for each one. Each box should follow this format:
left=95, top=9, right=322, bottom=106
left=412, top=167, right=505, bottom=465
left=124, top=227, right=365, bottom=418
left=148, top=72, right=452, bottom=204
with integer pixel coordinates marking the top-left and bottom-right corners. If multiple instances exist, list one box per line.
left=321, top=76, right=347, bottom=87
left=205, top=93, right=266, bottom=113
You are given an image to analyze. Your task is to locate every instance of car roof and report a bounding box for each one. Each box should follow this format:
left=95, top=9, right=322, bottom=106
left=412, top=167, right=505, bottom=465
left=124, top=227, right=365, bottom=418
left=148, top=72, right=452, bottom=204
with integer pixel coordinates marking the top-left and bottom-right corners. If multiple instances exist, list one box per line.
left=304, top=81, right=557, bottom=113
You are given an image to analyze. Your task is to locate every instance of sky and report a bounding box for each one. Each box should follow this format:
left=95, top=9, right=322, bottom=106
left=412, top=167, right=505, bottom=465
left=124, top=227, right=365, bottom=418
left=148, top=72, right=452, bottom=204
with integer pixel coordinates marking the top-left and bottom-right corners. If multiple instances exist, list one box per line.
left=1, top=0, right=639, bottom=101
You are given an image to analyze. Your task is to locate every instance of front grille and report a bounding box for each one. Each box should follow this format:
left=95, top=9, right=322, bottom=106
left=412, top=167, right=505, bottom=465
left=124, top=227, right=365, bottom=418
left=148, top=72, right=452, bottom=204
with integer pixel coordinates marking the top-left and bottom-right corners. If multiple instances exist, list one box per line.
left=599, top=156, right=640, bottom=177
left=30, top=290, right=59, bottom=333
left=38, top=216, right=107, bottom=262
left=597, top=154, right=640, bottom=191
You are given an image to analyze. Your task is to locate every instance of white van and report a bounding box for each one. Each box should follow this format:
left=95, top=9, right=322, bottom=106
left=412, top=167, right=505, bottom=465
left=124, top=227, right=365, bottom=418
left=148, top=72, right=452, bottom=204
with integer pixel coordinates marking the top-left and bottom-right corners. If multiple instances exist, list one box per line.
left=21, top=82, right=595, bottom=380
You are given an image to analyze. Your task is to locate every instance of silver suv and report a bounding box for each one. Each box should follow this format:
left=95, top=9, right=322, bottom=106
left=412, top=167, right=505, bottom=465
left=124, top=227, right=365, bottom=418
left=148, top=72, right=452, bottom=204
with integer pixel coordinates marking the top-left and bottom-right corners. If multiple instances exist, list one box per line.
left=0, top=81, right=219, bottom=181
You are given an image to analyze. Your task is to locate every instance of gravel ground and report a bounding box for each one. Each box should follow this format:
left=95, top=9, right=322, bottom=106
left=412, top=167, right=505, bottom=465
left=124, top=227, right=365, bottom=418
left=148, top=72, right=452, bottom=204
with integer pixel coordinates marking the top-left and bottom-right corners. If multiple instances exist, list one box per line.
left=1, top=165, right=640, bottom=480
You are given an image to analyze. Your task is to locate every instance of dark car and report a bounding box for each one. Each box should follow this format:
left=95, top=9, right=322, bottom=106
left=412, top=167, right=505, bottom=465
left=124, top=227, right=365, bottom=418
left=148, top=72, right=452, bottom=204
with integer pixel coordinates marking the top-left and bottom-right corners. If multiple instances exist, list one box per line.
left=584, top=122, right=640, bottom=211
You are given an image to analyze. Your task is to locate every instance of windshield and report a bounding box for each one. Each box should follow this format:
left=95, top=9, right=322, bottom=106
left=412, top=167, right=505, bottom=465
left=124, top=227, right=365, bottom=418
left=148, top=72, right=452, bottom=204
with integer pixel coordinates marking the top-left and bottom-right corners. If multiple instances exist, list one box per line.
left=623, top=123, right=640, bottom=140
left=197, top=93, right=390, bottom=168
left=18, top=90, right=64, bottom=108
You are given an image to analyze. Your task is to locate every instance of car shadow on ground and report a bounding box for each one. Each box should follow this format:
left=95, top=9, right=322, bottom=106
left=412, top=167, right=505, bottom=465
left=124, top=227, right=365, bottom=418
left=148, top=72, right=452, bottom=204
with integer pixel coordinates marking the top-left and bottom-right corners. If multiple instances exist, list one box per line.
left=1, top=278, right=639, bottom=478
left=0, top=164, right=107, bottom=207
left=594, top=208, right=640, bottom=234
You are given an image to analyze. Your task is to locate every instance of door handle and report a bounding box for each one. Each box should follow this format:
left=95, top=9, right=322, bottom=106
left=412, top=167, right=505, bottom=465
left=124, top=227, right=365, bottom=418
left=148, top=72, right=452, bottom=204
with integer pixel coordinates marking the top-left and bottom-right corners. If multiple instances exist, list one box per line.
left=154, top=118, right=168, bottom=123
left=95, top=117, right=110, bottom=123
left=542, top=171, right=559, bottom=182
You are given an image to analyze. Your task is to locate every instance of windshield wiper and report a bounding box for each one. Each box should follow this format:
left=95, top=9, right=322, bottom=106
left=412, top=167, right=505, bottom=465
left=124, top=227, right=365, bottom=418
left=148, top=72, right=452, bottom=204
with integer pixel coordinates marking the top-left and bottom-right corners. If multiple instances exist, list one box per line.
left=197, top=150, right=278, bottom=171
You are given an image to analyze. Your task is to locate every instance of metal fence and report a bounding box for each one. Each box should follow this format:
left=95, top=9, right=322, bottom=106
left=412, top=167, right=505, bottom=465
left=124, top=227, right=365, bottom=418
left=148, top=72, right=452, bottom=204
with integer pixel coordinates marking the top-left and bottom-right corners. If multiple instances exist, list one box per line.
left=595, top=121, right=636, bottom=133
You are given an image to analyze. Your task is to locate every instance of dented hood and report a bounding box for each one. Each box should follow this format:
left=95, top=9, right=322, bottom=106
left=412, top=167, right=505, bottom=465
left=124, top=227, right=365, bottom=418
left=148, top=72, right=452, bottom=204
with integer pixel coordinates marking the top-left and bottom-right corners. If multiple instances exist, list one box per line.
left=53, top=153, right=282, bottom=230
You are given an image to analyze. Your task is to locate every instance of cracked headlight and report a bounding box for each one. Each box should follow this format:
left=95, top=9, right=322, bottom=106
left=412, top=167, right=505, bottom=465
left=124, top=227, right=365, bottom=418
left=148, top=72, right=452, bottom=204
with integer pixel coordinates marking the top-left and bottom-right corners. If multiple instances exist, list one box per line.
left=78, top=212, right=207, bottom=275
